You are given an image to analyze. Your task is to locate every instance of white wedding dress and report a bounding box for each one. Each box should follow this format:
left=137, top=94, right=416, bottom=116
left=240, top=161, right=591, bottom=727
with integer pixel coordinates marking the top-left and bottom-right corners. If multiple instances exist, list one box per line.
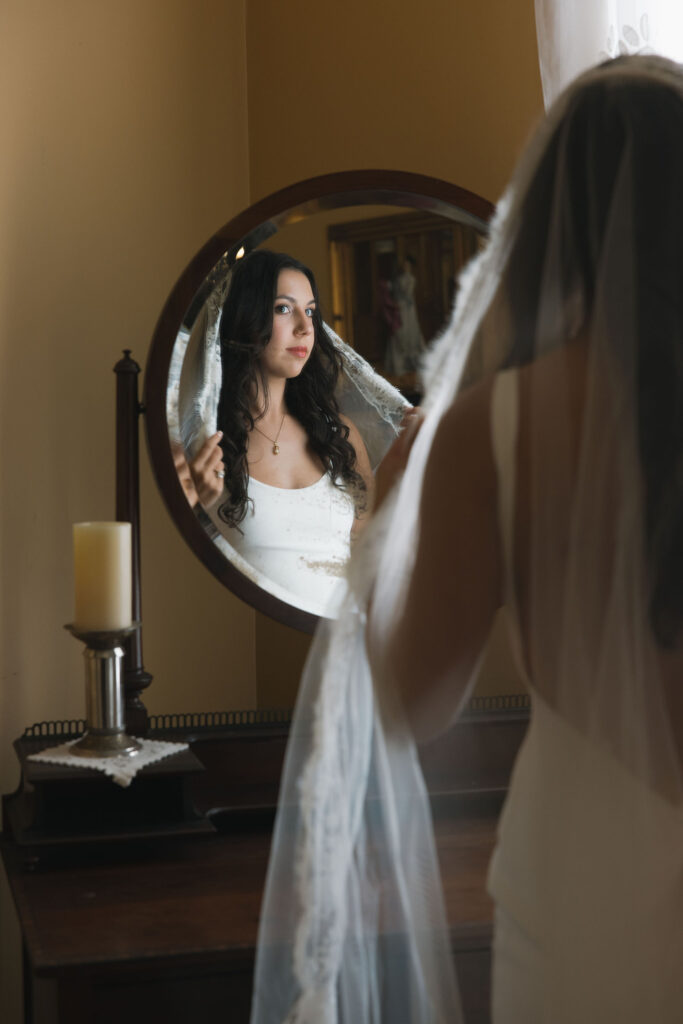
left=488, top=370, right=683, bottom=1023
left=250, top=57, right=683, bottom=1024
left=384, top=268, right=425, bottom=375
left=219, top=474, right=355, bottom=615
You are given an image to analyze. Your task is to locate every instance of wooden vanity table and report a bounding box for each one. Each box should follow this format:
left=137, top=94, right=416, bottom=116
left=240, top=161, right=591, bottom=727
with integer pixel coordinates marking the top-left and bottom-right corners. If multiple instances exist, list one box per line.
left=1, top=702, right=527, bottom=1024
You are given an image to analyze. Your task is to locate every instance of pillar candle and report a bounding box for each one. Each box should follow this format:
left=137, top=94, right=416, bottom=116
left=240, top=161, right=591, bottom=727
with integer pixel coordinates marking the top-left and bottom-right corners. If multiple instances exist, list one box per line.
left=73, top=522, right=132, bottom=631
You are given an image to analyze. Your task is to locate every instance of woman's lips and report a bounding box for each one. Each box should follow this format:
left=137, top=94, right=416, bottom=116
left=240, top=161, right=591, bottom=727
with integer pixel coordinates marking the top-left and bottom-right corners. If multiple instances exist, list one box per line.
left=287, top=347, right=308, bottom=357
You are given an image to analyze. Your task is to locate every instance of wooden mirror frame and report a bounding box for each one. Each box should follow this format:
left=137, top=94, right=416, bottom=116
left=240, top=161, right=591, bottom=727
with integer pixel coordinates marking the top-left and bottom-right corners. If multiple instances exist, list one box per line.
left=144, top=170, right=494, bottom=633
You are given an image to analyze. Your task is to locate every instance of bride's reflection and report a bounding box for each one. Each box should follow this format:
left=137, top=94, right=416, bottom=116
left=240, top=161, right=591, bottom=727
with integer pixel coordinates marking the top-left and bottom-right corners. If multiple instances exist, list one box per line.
left=172, top=249, right=408, bottom=616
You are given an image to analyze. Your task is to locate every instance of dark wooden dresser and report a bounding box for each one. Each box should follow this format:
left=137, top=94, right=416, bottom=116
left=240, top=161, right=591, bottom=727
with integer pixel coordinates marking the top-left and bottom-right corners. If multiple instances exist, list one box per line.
left=2, top=702, right=528, bottom=1024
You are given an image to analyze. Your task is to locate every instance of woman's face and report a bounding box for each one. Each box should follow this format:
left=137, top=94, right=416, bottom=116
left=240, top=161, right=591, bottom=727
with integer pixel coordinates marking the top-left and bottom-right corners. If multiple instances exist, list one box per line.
left=260, top=268, right=315, bottom=380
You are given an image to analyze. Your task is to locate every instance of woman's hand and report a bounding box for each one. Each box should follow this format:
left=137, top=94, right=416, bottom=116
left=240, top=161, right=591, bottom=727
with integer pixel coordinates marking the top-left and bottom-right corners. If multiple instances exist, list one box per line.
left=172, top=444, right=199, bottom=507
left=373, top=408, right=424, bottom=512
left=188, top=431, right=226, bottom=508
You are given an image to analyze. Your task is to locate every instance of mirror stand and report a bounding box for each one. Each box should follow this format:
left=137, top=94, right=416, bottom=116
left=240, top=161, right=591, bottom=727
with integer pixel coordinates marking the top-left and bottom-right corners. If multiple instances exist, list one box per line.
left=114, top=349, right=152, bottom=734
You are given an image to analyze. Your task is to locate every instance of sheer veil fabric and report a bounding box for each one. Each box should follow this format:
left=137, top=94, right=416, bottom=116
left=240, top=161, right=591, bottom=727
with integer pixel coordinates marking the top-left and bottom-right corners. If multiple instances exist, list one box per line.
left=170, top=273, right=409, bottom=470
left=251, top=57, right=683, bottom=1022
left=535, top=0, right=683, bottom=107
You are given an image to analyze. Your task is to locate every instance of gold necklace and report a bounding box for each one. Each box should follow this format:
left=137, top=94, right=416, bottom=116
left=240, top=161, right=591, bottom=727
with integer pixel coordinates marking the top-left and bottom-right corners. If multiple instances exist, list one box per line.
left=253, top=413, right=286, bottom=455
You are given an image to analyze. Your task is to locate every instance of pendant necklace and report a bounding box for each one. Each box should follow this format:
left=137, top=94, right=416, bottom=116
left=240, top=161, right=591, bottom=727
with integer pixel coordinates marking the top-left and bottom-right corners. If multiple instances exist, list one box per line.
left=253, top=413, right=286, bottom=455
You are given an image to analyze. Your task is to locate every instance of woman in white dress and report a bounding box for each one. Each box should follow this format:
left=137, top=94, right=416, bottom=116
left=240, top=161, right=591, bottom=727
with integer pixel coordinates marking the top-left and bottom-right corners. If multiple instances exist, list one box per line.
left=384, top=255, right=426, bottom=376
left=189, top=249, right=375, bottom=612
left=251, top=56, right=683, bottom=1023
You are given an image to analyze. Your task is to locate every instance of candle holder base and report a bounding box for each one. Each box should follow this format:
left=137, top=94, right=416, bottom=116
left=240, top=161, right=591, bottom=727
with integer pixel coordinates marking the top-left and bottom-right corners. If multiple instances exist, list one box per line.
left=69, top=730, right=141, bottom=759
left=4, top=727, right=214, bottom=860
left=65, top=623, right=143, bottom=759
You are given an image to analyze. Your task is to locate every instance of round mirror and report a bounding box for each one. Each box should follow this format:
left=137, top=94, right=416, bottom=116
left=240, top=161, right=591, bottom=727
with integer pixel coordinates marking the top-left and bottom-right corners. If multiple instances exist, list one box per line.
left=145, top=170, right=493, bottom=633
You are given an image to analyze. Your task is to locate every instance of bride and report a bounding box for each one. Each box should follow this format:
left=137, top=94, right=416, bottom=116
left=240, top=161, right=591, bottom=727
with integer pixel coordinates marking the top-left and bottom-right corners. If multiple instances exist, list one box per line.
left=188, top=249, right=378, bottom=614
left=251, top=55, right=683, bottom=1023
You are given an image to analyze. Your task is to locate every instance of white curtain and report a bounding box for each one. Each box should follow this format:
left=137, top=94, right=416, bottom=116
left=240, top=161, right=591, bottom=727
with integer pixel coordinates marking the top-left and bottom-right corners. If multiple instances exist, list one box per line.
left=535, top=0, right=683, bottom=106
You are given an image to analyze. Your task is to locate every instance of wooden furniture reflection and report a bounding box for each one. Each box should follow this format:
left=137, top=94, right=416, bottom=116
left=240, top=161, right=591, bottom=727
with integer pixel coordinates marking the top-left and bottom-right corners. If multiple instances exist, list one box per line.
left=2, top=702, right=528, bottom=1024
left=329, top=210, right=485, bottom=403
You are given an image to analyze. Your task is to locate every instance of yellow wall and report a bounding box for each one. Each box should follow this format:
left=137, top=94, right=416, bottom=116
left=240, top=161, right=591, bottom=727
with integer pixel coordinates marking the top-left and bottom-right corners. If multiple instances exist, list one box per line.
left=0, top=3, right=252, bottom=1020
left=247, top=0, right=544, bottom=704
left=246, top=0, right=543, bottom=202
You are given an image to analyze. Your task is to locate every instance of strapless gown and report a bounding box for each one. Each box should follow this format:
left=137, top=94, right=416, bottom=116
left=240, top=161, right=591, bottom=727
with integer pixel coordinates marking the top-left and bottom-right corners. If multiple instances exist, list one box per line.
left=228, top=474, right=355, bottom=615
left=487, top=371, right=683, bottom=1023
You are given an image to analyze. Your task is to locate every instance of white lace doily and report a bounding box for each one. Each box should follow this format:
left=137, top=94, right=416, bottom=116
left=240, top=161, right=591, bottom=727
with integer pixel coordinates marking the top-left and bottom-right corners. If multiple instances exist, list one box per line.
left=27, top=738, right=189, bottom=788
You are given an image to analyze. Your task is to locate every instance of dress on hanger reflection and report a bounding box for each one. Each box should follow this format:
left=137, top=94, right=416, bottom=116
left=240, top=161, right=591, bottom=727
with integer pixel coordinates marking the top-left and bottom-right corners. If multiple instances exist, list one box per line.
left=384, top=262, right=425, bottom=375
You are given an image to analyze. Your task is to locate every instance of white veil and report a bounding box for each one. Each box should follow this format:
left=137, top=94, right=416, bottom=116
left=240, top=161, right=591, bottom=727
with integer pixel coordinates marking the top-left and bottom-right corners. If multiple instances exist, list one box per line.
left=251, top=56, right=683, bottom=1022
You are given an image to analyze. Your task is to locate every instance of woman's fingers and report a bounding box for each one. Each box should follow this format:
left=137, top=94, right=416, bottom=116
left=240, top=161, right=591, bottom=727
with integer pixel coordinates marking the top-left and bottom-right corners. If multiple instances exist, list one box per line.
left=193, top=431, right=223, bottom=471
left=387, top=407, right=424, bottom=465
left=396, top=407, right=424, bottom=458
left=172, top=443, right=199, bottom=507
left=206, top=443, right=224, bottom=472
left=189, top=431, right=225, bottom=507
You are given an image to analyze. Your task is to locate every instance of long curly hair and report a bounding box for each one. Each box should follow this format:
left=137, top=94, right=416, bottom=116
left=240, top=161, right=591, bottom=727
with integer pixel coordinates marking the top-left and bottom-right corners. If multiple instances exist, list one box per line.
left=216, top=249, right=366, bottom=529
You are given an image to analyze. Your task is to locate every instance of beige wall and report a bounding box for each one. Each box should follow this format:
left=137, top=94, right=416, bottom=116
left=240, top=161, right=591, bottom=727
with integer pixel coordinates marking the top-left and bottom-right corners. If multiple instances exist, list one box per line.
left=246, top=0, right=543, bottom=202
left=247, top=0, right=544, bottom=704
left=0, top=3, right=543, bottom=1019
left=0, top=3, right=252, bottom=1020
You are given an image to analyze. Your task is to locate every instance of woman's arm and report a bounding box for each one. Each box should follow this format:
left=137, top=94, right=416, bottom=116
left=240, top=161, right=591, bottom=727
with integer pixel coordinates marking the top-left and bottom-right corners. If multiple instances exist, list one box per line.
left=340, top=414, right=374, bottom=537
left=373, top=408, right=423, bottom=513
left=367, top=379, right=503, bottom=742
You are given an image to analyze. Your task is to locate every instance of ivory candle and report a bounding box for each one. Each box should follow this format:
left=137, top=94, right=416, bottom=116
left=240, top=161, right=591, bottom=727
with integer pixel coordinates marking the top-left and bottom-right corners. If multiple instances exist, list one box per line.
left=73, top=522, right=132, bottom=631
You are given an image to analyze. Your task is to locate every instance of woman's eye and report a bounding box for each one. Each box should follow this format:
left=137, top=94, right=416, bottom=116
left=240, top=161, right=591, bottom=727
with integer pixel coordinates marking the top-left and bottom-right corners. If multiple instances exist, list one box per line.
left=274, top=303, right=290, bottom=315
left=305, top=307, right=315, bottom=318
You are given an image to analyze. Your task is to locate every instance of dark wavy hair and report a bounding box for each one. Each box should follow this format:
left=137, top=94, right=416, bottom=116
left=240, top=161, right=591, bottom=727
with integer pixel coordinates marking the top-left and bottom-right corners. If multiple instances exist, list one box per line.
left=505, top=61, right=683, bottom=647
left=215, top=249, right=366, bottom=528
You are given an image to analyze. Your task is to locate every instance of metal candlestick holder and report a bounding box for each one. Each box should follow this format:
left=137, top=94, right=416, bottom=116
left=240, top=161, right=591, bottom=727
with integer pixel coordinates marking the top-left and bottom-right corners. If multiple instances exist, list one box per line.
left=64, top=623, right=142, bottom=758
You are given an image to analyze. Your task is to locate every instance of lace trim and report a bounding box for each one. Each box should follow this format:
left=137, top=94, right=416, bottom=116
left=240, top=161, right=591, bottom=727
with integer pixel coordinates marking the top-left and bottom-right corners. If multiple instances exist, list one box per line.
left=28, top=738, right=189, bottom=788
left=281, top=508, right=392, bottom=1019
left=325, top=323, right=409, bottom=432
